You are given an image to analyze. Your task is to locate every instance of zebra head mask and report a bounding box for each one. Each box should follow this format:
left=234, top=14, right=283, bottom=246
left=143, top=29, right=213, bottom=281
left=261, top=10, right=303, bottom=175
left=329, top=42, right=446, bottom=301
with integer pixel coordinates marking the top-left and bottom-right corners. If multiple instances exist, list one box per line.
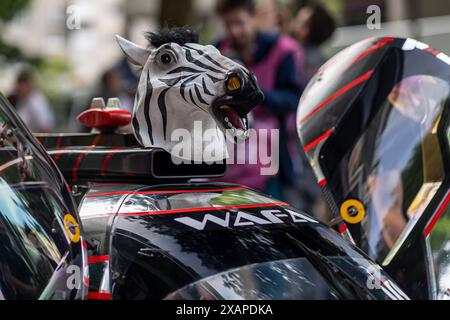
left=116, top=28, right=263, bottom=162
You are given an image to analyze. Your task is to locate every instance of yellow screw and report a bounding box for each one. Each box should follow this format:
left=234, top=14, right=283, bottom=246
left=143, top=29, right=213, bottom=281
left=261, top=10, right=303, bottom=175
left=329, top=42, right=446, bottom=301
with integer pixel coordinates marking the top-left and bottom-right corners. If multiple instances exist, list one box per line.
left=340, top=199, right=365, bottom=224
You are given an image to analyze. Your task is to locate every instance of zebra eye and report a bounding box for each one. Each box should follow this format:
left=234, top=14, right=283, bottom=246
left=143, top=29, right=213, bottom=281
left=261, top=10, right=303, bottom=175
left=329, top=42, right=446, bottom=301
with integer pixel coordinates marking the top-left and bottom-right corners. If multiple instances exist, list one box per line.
left=161, top=53, right=172, bottom=64
left=157, top=50, right=177, bottom=66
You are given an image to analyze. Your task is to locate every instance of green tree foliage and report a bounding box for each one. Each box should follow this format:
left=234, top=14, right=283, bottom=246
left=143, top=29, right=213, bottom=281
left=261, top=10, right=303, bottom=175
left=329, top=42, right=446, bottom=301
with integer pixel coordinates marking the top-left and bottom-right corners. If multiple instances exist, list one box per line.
left=0, top=0, right=41, bottom=65
left=0, top=0, right=30, bottom=22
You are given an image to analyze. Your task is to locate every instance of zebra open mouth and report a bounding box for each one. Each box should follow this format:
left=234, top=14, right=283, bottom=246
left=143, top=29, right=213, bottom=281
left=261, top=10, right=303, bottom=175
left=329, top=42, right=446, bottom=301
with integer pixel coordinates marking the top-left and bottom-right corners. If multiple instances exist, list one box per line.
left=212, top=98, right=250, bottom=139
left=212, top=70, right=264, bottom=140
left=218, top=105, right=247, bottom=131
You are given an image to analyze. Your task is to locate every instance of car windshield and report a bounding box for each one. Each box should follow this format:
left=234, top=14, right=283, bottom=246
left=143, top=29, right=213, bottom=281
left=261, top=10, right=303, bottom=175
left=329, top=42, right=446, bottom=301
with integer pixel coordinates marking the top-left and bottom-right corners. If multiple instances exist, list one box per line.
left=320, top=47, right=450, bottom=263
left=165, top=257, right=408, bottom=300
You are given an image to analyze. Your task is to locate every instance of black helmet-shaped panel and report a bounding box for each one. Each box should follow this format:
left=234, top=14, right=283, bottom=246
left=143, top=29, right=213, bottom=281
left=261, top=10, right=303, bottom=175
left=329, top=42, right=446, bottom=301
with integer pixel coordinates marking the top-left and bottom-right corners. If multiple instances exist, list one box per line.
left=297, top=37, right=450, bottom=264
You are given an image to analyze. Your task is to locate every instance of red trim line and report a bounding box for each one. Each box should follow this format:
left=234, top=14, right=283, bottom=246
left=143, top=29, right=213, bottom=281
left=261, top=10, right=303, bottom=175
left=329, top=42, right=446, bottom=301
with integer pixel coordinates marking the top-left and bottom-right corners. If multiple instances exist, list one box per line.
left=72, top=145, right=97, bottom=181
left=55, top=135, right=63, bottom=149
left=351, top=37, right=393, bottom=65
left=304, top=128, right=334, bottom=152
left=339, top=223, right=348, bottom=233
left=299, top=70, right=374, bottom=125
left=319, top=179, right=327, bottom=187
left=84, top=276, right=90, bottom=287
left=85, top=186, right=248, bottom=198
left=424, top=191, right=450, bottom=236
left=88, top=255, right=109, bottom=264
left=87, top=292, right=111, bottom=300
left=101, top=148, right=124, bottom=176
left=119, top=202, right=289, bottom=217
left=425, top=46, right=440, bottom=56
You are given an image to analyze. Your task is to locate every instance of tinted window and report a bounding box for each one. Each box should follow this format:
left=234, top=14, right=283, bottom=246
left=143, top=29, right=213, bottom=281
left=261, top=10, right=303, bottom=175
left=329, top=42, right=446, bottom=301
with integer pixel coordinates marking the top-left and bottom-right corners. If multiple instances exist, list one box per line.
left=348, top=75, right=447, bottom=262
left=321, top=50, right=450, bottom=263
left=165, top=256, right=407, bottom=300
left=0, top=109, right=69, bottom=299
left=166, top=258, right=340, bottom=300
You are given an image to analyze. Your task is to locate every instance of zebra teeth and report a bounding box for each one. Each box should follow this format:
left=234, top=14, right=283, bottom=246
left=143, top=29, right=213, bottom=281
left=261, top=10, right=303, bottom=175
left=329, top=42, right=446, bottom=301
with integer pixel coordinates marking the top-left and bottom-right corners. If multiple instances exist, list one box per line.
left=215, top=103, right=248, bottom=133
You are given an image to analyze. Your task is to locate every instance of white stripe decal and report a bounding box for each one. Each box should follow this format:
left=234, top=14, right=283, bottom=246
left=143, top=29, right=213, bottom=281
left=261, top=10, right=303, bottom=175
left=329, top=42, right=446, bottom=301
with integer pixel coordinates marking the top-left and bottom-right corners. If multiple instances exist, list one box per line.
left=437, top=52, right=450, bottom=65
left=402, top=38, right=417, bottom=51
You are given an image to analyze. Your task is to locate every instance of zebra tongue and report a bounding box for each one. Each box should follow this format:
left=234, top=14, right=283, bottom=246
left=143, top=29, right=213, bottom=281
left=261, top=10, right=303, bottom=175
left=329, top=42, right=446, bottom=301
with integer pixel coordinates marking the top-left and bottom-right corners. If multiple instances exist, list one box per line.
left=223, top=107, right=244, bottom=130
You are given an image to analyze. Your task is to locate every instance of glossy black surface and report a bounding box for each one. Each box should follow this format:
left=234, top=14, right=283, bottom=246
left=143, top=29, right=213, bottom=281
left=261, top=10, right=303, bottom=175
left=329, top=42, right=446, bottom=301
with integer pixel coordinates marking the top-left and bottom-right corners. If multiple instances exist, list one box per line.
left=38, top=133, right=226, bottom=183
left=0, top=94, right=87, bottom=299
left=79, top=183, right=407, bottom=300
left=297, top=37, right=450, bottom=299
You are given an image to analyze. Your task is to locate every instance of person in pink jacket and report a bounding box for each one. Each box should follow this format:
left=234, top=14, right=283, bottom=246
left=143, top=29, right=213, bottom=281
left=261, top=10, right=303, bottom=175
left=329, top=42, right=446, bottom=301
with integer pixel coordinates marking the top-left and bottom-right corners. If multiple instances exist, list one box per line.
left=214, top=0, right=304, bottom=199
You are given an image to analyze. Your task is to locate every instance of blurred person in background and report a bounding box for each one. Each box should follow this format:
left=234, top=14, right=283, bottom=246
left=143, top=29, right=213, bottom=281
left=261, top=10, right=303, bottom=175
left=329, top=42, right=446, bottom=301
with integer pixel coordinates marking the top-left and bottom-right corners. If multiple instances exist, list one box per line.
left=68, top=62, right=137, bottom=133
left=253, top=0, right=295, bottom=35
left=215, top=0, right=304, bottom=199
left=290, top=2, right=336, bottom=216
left=75, top=66, right=134, bottom=133
left=8, top=68, right=55, bottom=133
left=291, top=2, right=336, bottom=83
left=253, top=0, right=279, bottom=32
left=95, top=67, right=134, bottom=113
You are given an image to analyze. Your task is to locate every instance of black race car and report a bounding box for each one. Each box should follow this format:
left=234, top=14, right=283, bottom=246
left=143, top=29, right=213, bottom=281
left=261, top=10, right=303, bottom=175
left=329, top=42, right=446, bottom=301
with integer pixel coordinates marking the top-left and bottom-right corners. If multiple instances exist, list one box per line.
left=0, top=89, right=407, bottom=299
left=35, top=119, right=407, bottom=300
left=0, top=33, right=447, bottom=300
left=0, top=92, right=407, bottom=300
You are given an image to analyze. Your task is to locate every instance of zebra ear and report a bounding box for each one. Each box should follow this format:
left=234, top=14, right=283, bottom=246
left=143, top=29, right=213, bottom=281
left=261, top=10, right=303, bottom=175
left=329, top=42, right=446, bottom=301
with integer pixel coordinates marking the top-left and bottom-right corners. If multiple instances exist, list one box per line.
left=115, top=35, right=151, bottom=66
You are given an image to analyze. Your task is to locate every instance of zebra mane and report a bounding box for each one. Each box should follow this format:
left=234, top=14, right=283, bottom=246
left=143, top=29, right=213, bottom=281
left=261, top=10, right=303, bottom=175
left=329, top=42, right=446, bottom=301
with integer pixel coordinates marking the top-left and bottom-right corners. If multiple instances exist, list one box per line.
left=145, top=27, right=199, bottom=48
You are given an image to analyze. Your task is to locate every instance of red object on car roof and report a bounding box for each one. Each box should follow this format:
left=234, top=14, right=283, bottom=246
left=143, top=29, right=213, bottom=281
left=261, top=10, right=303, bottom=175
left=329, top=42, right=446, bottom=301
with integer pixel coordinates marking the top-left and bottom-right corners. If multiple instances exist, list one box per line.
left=77, top=97, right=131, bottom=130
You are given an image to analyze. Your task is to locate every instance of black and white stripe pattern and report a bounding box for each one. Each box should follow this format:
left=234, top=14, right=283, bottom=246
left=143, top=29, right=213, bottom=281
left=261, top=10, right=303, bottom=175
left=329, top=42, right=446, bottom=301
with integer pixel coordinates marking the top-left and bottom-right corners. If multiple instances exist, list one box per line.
left=133, top=42, right=238, bottom=146
left=116, top=32, right=248, bottom=160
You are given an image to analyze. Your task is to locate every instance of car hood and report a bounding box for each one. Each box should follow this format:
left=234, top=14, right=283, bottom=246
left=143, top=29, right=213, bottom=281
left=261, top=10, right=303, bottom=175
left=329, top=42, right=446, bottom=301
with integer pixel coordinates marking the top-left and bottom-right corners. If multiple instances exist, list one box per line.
left=79, top=182, right=407, bottom=300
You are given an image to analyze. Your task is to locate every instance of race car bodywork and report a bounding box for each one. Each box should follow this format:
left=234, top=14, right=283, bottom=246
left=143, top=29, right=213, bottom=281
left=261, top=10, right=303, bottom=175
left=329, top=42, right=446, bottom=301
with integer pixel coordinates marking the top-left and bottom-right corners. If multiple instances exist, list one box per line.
left=297, top=37, right=450, bottom=299
left=78, top=181, right=407, bottom=300
left=0, top=95, right=88, bottom=300
left=30, top=129, right=406, bottom=300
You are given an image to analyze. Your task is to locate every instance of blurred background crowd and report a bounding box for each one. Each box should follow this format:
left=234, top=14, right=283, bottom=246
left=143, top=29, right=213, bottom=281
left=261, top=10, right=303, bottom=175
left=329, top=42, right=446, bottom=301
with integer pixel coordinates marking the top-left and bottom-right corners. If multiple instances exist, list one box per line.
left=1, top=0, right=450, bottom=218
